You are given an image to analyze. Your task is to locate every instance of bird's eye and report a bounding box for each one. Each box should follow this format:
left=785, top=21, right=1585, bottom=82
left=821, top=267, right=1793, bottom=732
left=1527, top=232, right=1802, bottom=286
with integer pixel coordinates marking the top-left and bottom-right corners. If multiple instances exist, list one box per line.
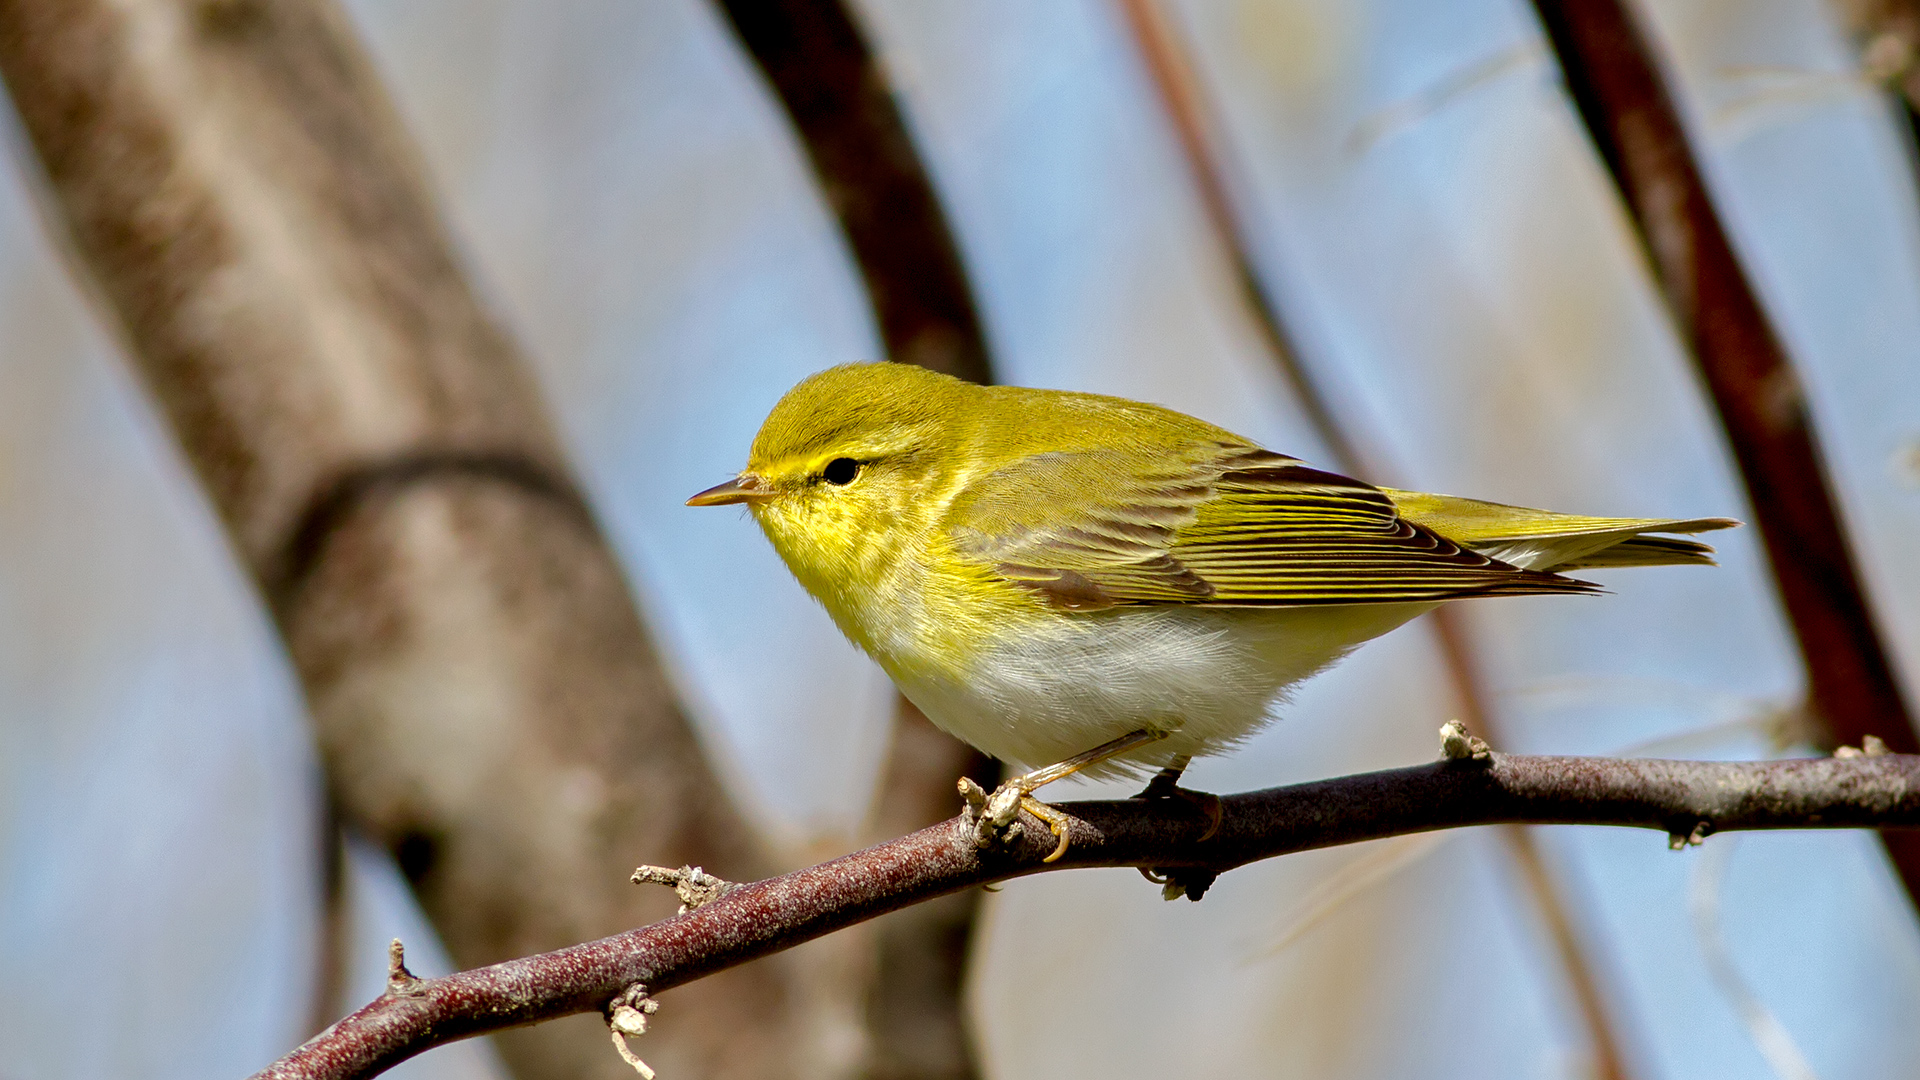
left=822, top=457, right=861, bottom=485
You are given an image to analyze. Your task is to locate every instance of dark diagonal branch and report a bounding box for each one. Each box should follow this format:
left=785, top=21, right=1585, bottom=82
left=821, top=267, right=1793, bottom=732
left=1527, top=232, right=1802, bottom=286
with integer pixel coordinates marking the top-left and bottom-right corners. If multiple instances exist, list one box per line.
left=714, top=0, right=990, bottom=384
left=1527, top=1, right=1918, bottom=760
left=259, top=749, right=1920, bottom=1080
left=1529, top=0, right=1920, bottom=906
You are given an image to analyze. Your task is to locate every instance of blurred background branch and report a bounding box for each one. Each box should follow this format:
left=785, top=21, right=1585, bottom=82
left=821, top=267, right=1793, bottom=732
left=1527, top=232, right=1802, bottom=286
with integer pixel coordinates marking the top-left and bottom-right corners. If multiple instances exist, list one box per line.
left=1840, top=0, right=1920, bottom=132
left=715, top=0, right=989, bottom=384
left=4, top=2, right=1919, bottom=1078
left=1528, top=0, right=1920, bottom=908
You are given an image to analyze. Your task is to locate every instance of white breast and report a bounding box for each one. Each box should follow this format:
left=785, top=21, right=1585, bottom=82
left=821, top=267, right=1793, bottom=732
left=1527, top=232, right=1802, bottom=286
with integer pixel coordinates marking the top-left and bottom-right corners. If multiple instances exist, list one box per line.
left=893, top=602, right=1434, bottom=778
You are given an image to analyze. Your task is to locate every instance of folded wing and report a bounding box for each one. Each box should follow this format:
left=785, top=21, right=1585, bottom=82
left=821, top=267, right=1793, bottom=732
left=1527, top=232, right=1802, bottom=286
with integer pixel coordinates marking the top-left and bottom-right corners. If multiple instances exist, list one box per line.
left=947, top=445, right=1611, bottom=611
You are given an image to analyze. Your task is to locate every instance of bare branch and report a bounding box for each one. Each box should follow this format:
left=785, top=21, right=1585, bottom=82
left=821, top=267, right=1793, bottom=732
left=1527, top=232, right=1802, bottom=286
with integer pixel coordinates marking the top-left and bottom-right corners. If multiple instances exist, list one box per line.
left=259, top=750, right=1920, bottom=1080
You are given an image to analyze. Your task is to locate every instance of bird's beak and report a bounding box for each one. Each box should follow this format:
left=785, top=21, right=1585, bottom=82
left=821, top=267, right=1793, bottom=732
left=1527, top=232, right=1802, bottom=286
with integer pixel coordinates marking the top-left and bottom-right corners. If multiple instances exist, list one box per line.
left=686, top=473, right=774, bottom=506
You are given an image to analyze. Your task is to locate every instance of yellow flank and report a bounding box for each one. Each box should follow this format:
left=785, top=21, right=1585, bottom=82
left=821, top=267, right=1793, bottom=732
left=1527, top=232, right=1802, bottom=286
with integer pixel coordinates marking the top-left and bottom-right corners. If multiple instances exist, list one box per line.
left=688, top=362, right=1739, bottom=773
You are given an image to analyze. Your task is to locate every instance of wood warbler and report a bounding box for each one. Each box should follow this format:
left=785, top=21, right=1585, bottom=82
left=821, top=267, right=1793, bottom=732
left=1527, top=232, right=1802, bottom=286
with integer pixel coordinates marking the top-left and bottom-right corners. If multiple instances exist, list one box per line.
left=690, top=363, right=1736, bottom=858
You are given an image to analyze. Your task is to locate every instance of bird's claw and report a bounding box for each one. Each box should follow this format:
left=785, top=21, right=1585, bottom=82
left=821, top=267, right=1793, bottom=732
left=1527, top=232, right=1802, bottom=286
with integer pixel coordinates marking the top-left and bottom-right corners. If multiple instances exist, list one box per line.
left=958, top=777, right=1073, bottom=859
left=959, top=777, right=1021, bottom=847
left=1138, top=865, right=1218, bottom=902
left=984, top=783, right=1026, bottom=831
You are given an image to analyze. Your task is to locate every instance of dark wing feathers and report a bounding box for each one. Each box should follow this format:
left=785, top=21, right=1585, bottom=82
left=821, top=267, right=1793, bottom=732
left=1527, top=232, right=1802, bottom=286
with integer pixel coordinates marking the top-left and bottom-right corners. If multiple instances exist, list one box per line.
left=949, top=446, right=1595, bottom=610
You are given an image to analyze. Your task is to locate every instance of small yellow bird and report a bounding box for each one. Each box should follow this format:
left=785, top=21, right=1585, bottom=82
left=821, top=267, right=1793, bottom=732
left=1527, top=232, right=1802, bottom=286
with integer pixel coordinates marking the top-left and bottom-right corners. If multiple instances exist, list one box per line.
left=690, top=363, right=1735, bottom=858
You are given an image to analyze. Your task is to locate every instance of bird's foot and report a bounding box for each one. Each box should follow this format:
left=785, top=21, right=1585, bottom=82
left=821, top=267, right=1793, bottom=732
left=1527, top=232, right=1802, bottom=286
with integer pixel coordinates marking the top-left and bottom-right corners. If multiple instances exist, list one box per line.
left=957, top=729, right=1171, bottom=863
left=1133, top=756, right=1222, bottom=900
left=1133, top=763, right=1223, bottom=842
left=959, top=777, right=1073, bottom=861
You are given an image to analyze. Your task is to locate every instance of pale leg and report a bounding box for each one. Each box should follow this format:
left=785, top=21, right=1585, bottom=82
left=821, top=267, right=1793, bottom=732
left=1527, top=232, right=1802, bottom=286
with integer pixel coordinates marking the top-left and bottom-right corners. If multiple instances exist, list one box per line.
left=968, top=728, right=1169, bottom=861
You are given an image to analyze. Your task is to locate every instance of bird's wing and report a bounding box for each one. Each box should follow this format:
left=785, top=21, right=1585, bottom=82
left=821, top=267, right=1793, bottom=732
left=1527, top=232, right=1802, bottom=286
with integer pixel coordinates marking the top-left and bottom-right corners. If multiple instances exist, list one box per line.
left=947, top=446, right=1595, bottom=611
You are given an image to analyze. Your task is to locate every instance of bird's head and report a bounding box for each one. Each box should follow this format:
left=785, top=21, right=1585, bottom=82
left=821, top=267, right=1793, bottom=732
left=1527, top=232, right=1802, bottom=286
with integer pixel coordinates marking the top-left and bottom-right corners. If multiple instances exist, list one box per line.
left=687, top=363, right=978, bottom=612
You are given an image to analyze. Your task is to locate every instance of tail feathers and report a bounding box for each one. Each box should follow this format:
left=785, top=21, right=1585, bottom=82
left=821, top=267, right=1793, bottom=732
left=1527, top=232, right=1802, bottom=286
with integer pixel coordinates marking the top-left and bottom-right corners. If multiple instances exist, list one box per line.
left=1381, top=489, right=1739, bottom=573
left=1548, top=533, right=1720, bottom=569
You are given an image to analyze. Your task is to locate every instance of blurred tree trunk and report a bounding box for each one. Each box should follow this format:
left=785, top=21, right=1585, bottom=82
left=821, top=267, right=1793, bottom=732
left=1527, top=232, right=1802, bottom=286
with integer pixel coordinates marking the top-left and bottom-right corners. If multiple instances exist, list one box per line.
left=849, top=702, right=997, bottom=1080
left=0, top=2, right=836, bottom=1078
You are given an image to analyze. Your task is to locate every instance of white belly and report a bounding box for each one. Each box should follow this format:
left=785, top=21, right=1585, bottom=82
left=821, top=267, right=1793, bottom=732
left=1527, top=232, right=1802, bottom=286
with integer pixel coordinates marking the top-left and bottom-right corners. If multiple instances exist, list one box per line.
left=893, top=602, right=1433, bottom=777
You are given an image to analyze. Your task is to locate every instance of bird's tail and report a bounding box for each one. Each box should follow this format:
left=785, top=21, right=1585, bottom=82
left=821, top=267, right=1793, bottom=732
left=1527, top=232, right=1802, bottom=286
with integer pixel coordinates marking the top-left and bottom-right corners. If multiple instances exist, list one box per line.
left=1380, top=489, right=1740, bottom=573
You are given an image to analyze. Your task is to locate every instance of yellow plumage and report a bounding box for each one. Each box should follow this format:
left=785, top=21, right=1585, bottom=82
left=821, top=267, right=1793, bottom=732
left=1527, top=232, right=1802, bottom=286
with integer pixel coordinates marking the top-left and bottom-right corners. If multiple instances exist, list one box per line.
left=690, top=363, right=1736, bottom=787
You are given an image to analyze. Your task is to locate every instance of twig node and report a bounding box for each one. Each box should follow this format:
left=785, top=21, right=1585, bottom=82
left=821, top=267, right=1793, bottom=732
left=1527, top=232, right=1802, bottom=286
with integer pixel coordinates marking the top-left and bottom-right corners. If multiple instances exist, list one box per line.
left=607, top=984, right=661, bottom=1079
left=1668, top=820, right=1712, bottom=850
left=631, top=864, right=737, bottom=914
left=1439, top=720, right=1492, bottom=761
left=385, top=938, right=422, bottom=996
left=1837, top=735, right=1891, bottom=759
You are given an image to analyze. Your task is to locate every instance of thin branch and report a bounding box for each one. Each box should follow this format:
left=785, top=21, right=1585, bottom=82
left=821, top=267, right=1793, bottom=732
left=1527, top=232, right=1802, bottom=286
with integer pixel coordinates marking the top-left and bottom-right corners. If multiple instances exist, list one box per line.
left=1112, top=0, right=1357, bottom=470
left=259, top=750, right=1920, bottom=1080
left=1433, top=607, right=1639, bottom=1080
left=1688, top=837, right=1824, bottom=1080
